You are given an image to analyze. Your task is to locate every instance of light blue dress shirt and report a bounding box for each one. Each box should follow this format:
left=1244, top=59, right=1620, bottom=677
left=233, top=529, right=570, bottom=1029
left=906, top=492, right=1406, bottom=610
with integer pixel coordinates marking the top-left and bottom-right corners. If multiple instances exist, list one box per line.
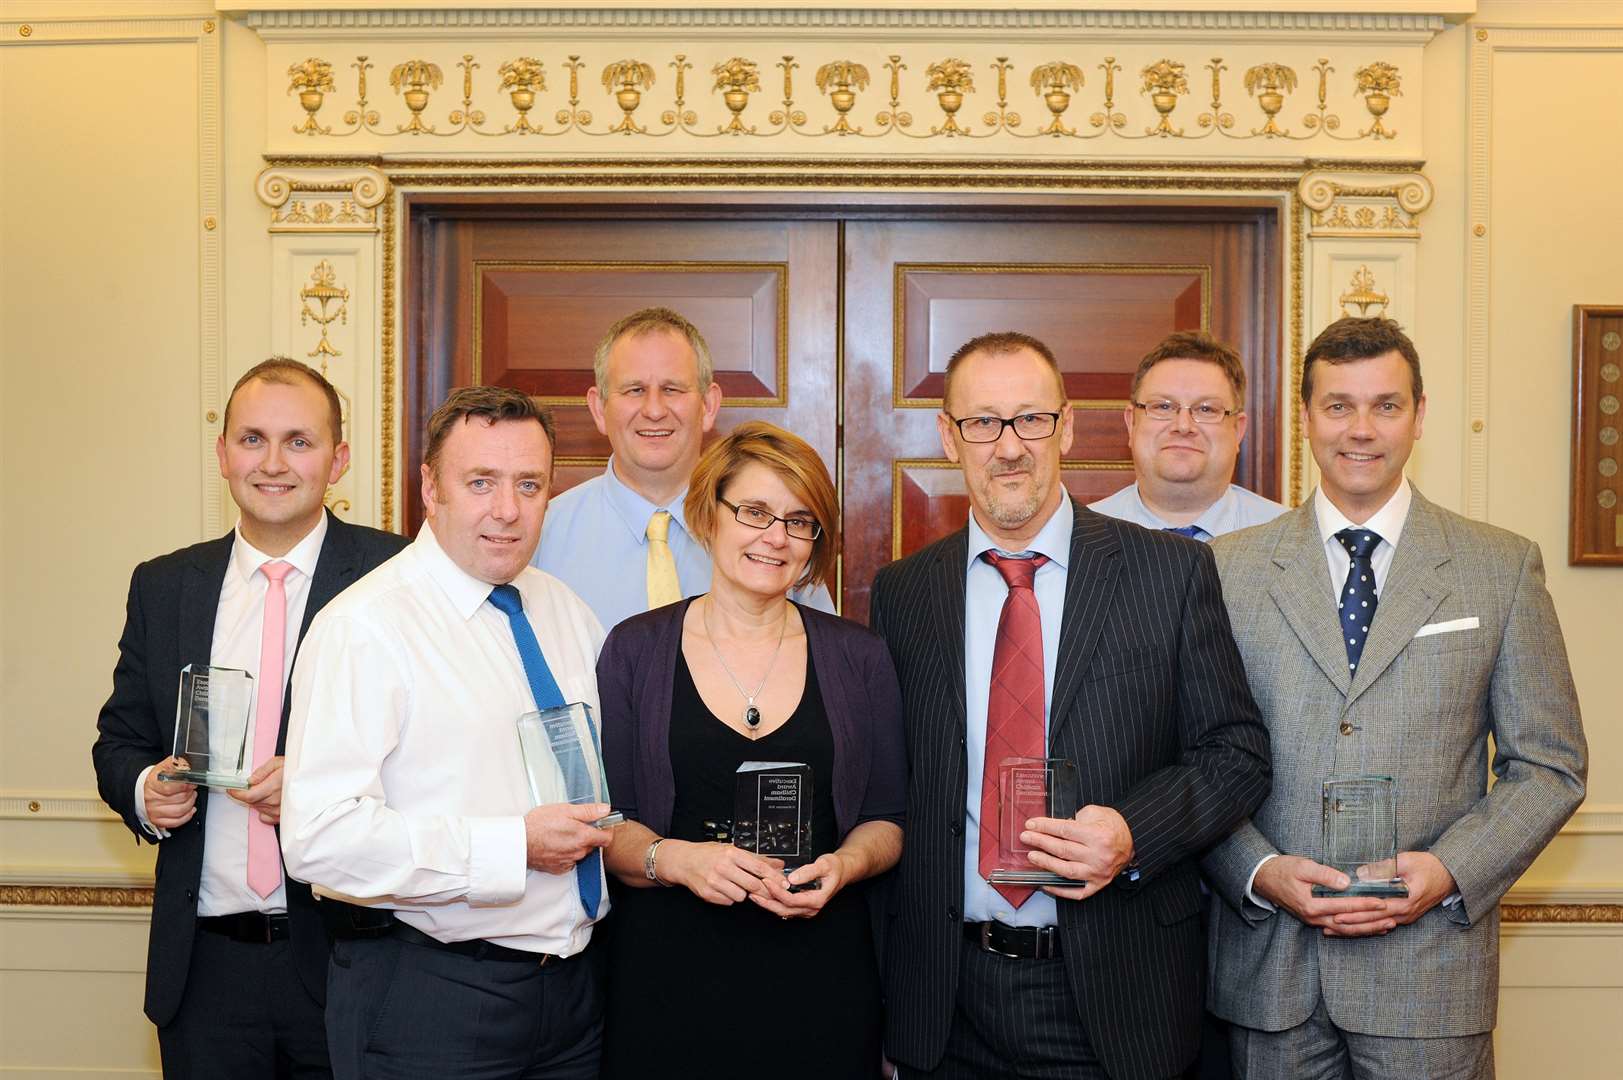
left=533, top=457, right=835, bottom=632
left=961, top=495, right=1073, bottom=927
left=1088, top=481, right=1286, bottom=542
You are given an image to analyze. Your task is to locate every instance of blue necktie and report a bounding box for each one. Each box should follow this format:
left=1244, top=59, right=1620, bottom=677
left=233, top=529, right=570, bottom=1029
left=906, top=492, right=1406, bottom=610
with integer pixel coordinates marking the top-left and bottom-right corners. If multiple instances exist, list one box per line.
left=1335, top=528, right=1383, bottom=675
left=487, top=583, right=602, bottom=919
left=1165, top=525, right=1205, bottom=540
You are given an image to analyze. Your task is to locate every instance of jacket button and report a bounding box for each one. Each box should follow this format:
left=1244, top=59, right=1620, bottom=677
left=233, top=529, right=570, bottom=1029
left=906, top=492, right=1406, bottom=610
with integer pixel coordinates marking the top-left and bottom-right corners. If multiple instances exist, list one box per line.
left=1339, top=721, right=1354, bottom=735
left=184, top=889, right=195, bottom=901
left=949, top=822, right=963, bottom=837
left=947, top=906, right=959, bottom=922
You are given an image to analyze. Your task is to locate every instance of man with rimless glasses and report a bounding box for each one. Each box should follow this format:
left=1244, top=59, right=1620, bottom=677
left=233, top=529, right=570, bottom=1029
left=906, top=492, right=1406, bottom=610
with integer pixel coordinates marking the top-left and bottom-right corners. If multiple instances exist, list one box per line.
left=1090, top=331, right=1284, bottom=543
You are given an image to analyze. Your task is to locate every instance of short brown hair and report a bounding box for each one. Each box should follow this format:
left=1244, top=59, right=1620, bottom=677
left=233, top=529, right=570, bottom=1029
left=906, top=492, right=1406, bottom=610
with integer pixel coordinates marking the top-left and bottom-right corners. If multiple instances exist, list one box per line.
left=424, top=386, right=556, bottom=479
left=593, top=307, right=714, bottom=396
left=1131, top=330, right=1247, bottom=407
left=1301, top=317, right=1423, bottom=404
left=684, top=421, right=838, bottom=590
left=943, top=331, right=1066, bottom=411
left=223, top=357, right=344, bottom=446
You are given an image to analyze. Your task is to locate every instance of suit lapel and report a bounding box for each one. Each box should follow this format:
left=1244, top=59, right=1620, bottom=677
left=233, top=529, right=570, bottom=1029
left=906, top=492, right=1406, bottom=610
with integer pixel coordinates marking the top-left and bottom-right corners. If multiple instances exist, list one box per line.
left=1344, top=492, right=1451, bottom=704
left=300, top=513, right=358, bottom=646
left=1047, top=503, right=1120, bottom=749
left=1267, top=504, right=1355, bottom=696
left=179, top=535, right=233, bottom=667
left=930, top=528, right=970, bottom=735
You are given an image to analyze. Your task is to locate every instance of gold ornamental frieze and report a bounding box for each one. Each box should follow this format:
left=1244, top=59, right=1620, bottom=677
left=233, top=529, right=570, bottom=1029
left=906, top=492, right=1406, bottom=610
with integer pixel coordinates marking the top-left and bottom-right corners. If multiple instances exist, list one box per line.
left=257, top=166, right=387, bottom=233
left=266, top=44, right=1418, bottom=155
left=1299, top=170, right=1432, bottom=240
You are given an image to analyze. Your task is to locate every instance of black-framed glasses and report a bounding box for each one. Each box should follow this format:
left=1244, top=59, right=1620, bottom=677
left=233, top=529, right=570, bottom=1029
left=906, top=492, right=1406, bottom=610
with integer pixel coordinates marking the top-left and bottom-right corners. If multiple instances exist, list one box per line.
left=1131, top=399, right=1237, bottom=425
left=945, top=411, right=1062, bottom=443
left=718, top=497, right=823, bottom=541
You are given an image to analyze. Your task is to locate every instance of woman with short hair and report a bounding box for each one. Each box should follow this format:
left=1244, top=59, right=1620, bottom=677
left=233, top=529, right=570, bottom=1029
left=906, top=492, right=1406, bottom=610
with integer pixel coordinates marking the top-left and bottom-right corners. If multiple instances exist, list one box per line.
left=598, top=420, right=905, bottom=1079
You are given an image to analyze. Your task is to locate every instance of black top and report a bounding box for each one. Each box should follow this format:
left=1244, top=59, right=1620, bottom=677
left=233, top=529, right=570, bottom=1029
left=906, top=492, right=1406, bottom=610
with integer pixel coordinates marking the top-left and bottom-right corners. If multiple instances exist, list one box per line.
left=600, top=648, right=881, bottom=1080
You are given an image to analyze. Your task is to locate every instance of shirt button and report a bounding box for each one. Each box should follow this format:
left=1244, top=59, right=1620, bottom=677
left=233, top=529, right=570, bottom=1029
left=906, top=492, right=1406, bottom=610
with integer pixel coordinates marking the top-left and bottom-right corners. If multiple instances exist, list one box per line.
left=1339, top=721, right=1354, bottom=736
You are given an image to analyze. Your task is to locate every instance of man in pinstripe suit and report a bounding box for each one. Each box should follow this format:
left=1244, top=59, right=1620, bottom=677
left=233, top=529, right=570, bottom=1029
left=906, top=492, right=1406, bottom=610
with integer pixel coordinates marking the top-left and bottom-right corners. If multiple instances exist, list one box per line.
left=870, top=331, right=1272, bottom=1080
left=1204, top=318, right=1587, bottom=1079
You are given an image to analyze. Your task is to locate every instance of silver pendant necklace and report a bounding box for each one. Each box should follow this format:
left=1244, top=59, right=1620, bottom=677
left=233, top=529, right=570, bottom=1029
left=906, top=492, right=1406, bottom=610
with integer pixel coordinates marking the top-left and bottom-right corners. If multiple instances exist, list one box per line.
left=702, top=595, right=789, bottom=734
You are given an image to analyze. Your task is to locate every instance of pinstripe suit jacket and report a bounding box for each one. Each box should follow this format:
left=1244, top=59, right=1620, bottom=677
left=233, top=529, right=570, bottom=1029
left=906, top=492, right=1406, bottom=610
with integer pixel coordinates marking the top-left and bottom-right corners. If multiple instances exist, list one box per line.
left=1203, top=491, right=1587, bottom=1038
left=870, top=499, right=1272, bottom=1080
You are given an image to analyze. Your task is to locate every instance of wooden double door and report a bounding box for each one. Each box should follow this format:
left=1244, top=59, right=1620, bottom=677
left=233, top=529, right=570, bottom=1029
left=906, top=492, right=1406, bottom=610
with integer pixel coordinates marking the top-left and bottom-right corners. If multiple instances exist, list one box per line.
left=406, top=197, right=1281, bottom=623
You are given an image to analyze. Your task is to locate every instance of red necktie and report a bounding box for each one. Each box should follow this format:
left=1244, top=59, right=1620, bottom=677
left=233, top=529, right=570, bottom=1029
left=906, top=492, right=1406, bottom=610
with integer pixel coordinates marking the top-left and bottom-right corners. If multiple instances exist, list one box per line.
left=247, top=560, right=292, bottom=899
left=979, top=551, right=1050, bottom=908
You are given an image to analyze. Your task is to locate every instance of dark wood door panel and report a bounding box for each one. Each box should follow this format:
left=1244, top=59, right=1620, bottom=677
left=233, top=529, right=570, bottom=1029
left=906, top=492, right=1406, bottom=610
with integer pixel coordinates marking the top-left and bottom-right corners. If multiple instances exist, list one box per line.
left=406, top=216, right=837, bottom=534
left=842, top=212, right=1279, bottom=623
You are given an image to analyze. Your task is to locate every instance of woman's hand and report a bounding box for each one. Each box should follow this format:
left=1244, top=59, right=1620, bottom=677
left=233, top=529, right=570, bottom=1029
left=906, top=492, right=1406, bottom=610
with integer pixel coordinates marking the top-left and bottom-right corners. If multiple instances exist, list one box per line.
left=752, top=852, right=850, bottom=918
left=663, top=840, right=784, bottom=906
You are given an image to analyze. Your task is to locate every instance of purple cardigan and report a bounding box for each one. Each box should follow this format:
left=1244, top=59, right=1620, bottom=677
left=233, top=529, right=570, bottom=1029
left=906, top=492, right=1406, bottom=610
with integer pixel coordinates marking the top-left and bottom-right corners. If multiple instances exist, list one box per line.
left=597, top=598, right=907, bottom=841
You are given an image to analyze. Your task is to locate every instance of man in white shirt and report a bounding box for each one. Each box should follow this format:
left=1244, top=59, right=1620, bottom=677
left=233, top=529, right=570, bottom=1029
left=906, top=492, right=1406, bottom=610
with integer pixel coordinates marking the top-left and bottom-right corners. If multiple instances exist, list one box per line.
left=1090, top=330, right=1284, bottom=542
left=93, top=358, right=408, bottom=1076
left=1203, top=318, right=1587, bottom=1079
left=533, top=306, right=833, bottom=628
left=283, top=386, right=612, bottom=1079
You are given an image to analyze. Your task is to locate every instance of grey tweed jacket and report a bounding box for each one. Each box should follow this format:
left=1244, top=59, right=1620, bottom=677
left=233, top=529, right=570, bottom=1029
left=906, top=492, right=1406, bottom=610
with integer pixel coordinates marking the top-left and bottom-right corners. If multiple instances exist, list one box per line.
left=1203, top=489, right=1587, bottom=1038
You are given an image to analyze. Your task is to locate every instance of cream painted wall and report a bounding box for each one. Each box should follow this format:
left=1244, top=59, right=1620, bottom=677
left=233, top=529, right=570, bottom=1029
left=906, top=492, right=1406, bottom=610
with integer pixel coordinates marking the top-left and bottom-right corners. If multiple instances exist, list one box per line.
left=2, top=0, right=1620, bottom=1075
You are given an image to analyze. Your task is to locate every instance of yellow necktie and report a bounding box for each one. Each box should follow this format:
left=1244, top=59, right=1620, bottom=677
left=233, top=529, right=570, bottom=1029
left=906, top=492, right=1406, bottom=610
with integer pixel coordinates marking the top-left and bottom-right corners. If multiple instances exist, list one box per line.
left=646, top=510, right=682, bottom=610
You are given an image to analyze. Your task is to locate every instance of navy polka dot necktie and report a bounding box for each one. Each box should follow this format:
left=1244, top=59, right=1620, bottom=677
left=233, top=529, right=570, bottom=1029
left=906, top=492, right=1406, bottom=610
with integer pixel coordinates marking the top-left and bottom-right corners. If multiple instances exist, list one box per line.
left=1165, top=525, right=1205, bottom=540
left=1336, top=527, right=1383, bottom=674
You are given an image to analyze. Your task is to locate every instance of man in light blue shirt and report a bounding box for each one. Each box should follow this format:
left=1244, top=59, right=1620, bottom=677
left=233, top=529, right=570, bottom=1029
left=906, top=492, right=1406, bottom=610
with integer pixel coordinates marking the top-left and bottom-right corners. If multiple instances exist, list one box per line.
left=1090, top=330, right=1285, bottom=542
left=534, top=307, right=833, bottom=629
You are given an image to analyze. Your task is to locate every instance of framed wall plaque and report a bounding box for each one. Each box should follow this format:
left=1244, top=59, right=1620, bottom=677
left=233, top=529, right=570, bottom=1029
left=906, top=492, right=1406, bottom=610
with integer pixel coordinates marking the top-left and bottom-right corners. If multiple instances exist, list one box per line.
left=1571, top=305, right=1623, bottom=565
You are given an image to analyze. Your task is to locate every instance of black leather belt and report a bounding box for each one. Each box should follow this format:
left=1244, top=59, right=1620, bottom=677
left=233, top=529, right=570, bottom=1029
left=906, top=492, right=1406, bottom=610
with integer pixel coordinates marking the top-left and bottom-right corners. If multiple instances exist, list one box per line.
left=964, top=920, right=1062, bottom=959
left=389, top=920, right=560, bottom=966
left=197, top=912, right=289, bottom=944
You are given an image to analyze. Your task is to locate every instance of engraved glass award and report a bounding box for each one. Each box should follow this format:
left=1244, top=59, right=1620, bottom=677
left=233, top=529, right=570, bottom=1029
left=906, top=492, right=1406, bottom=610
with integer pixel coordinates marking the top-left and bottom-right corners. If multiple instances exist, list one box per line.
left=733, top=761, right=813, bottom=872
left=1311, top=775, right=1409, bottom=898
left=516, top=703, right=623, bottom=829
left=158, top=664, right=255, bottom=790
left=989, top=757, right=1084, bottom=887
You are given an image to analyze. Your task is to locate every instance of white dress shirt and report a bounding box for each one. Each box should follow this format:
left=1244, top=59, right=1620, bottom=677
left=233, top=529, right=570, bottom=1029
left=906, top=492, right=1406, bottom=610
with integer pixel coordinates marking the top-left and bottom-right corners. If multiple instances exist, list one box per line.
left=282, top=524, right=608, bottom=957
left=133, top=513, right=329, bottom=916
left=1088, top=481, right=1287, bottom=541
left=961, top=495, right=1072, bottom=927
left=532, top=456, right=835, bottom=631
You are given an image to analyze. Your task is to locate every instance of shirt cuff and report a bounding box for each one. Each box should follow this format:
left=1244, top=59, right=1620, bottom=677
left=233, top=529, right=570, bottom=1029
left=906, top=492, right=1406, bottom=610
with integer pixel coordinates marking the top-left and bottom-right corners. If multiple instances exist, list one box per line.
left=133, top=766, right=170, bottom=840
left=466, top=816, right=527, bottom=906
left=1441, top=892, right=1462, bottom=907
left=1245, top=853, right=1279, bottom=911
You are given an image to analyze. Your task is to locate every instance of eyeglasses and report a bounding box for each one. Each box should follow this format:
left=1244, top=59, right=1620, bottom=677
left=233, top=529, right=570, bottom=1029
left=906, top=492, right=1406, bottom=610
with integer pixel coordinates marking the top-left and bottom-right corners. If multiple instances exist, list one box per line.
left=945, top=411, right=1062, bottom=443
left=718, top=497, right=823, bottom=541
left=1131, top=399, right=1237, bottom=425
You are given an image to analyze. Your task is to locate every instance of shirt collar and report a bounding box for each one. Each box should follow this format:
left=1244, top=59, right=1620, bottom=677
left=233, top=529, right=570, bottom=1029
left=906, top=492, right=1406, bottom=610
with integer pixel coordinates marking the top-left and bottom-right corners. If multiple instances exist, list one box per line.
left=601, top=454, right=692, bottom=547
left=1314, top=477, right=1412, bottom=550
left=1124, top=482, right=1235, bottom=538
left=966, top=491, right=1073, bottom=571
left=414, top=521, right=504, bottom=621
left=230, top=511, right=328, bottom=585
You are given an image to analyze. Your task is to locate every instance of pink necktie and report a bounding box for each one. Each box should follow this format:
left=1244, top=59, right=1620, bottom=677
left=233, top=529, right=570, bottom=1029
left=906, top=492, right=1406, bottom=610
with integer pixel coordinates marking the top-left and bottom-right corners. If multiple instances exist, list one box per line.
left=247, top=560, right=292, bottom=899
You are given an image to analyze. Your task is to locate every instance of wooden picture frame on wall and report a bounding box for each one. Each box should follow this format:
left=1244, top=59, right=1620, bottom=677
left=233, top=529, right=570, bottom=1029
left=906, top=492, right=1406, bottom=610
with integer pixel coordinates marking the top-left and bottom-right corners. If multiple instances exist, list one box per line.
left=1571, top=305, right=1623, bottom=565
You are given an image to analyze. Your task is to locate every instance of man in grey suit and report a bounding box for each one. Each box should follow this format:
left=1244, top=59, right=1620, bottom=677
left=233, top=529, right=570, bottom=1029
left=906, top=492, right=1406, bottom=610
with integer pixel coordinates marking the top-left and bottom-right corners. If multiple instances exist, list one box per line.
left=1204, top=317, right=1587, bottom=1079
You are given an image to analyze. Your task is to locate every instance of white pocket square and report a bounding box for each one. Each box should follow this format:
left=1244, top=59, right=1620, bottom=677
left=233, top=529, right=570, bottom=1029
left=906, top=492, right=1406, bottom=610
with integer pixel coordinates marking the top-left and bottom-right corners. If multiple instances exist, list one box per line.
left=1414, top=616, right=1479, bottom=638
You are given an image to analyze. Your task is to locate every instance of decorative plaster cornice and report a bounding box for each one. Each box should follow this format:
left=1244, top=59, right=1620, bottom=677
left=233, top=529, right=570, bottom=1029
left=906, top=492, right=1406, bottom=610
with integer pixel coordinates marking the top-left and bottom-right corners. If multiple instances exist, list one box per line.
left=243, top=8, right=1448, bottom=37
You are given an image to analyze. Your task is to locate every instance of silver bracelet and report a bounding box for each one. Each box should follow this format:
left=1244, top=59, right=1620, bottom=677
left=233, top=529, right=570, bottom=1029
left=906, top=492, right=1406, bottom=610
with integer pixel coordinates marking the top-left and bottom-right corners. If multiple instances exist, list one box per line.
left=644, top=838, right=666, bottom=884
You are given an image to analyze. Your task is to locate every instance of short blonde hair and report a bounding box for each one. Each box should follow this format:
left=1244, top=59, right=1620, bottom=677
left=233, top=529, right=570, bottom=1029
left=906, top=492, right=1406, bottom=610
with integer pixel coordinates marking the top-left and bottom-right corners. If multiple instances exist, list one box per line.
left=592, top=307, right=714, bottom=397
left=684, top=421, right=838, bottom=590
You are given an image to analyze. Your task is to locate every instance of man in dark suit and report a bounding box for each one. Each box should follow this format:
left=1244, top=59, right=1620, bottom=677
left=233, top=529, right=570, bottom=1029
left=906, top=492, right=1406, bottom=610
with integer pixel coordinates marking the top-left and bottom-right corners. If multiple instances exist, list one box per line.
left=93, top=358, right=408, bottom=1077
left=869, top=331, right=1272, bottom=1080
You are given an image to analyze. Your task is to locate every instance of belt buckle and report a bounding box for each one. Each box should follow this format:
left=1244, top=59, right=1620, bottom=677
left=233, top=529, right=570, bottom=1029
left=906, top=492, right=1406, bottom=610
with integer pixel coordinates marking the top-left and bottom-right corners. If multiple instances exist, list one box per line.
left=977, top=922, right=1021, bottom=960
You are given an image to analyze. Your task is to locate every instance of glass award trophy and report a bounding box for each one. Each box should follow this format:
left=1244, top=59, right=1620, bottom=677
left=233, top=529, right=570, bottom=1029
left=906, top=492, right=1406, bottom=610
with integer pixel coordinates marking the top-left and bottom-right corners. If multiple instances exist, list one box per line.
left=988, top=757, right=1083, bottom=887
left=733, top=761, right=814, bottom=887
left=158, top=664, right=256, bottom=790
left=1311, top=775, right=1409, bottom=898
left=516, top=703, right=623, bottom=829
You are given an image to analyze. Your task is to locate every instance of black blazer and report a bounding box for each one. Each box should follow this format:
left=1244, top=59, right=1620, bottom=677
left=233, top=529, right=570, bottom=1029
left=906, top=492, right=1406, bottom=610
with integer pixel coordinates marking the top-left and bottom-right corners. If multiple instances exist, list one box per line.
left=868, top=500, right=1271, bottom=1080
left=91, top=512, right=408, bottom=1026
